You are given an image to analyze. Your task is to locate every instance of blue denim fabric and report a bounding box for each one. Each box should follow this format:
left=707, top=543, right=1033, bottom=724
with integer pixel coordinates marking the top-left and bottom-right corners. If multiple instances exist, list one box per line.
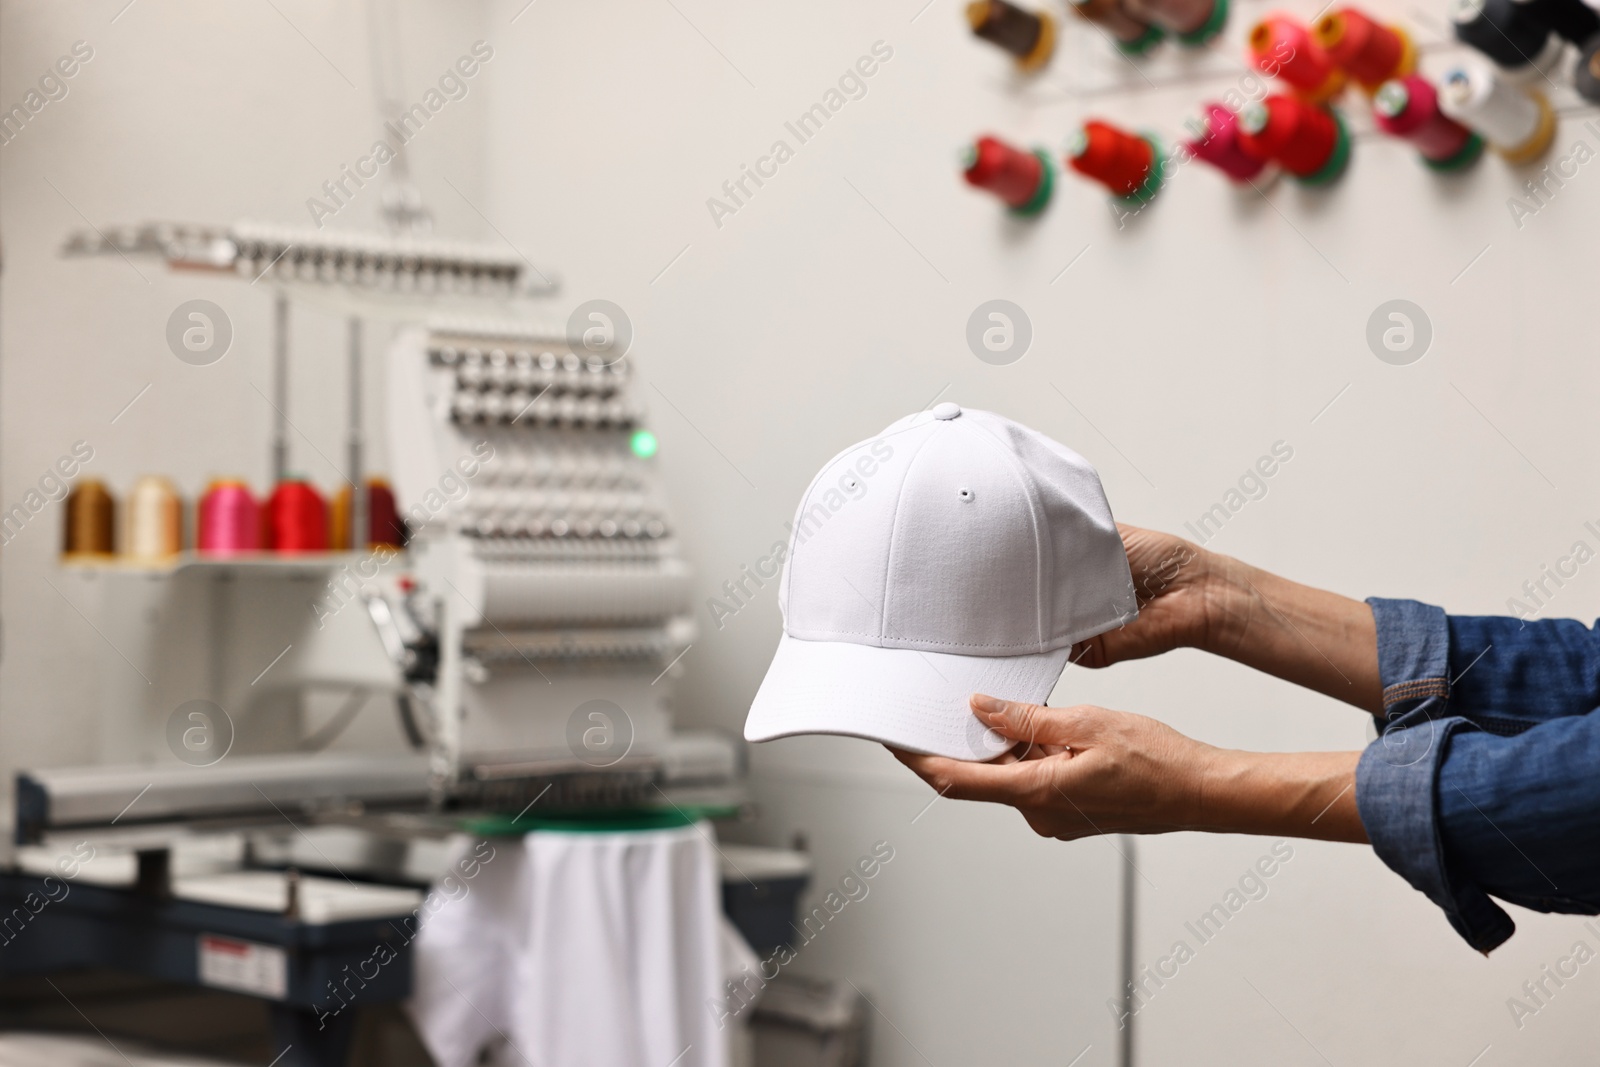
left=1356, top=599, right=1600, bottom=953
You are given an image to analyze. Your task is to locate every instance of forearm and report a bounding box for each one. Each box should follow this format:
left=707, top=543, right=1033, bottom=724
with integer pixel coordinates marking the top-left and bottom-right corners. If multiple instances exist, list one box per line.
left=1190, top=747, right=1367, bottom=844
left=1200, top=552, right=1384, bottom=715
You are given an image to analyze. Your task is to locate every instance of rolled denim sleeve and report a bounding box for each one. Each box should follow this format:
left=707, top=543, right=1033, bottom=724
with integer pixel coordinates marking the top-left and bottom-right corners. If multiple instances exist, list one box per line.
left=1445, top=613, right=1600, bottom=725
left=1438, top=715, right=1600, bottom=918
left=1356, top=599, right=1516, bottom=953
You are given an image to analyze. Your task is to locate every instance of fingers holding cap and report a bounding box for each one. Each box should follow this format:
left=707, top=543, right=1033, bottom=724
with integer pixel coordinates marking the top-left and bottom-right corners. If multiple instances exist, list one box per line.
left=970, top=694, right=1096, bottom=747
left=887, top=745, right=1048, bottom=805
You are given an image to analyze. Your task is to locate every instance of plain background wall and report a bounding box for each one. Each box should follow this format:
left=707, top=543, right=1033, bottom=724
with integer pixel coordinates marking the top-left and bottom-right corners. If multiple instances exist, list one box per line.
left=5, top=0, right=1600, bottom=1064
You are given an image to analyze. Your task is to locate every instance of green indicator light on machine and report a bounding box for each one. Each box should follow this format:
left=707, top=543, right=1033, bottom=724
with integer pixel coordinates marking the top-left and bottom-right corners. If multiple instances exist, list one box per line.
left=630, top=429, right=659, bottom=458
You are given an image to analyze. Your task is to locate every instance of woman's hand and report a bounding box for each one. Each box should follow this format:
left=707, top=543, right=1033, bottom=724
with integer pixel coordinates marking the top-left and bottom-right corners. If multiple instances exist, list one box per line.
left=891, top=694, right=1213, bottom=838
left=1071, top=525, right=1224, bottom=669
left=889, top=694, right=1367, bottom=843
left=1074, top=525, right=1384, bottom=714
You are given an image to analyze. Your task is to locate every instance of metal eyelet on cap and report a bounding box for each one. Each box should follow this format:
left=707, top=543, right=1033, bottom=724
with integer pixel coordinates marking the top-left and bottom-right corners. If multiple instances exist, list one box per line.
left=957, top=487, right=974, bottom=502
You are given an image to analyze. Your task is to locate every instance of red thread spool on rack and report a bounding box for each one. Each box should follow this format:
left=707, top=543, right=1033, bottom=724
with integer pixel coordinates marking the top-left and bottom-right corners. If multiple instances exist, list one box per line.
left=1187, top=104, right=1267, bottom=181
left=332, top=477, right=406, bottom=550
left=1249, top=15, right=1347, bottom=100
left=962, top=135, right=1055, bottom=214
left=266, top=478, right=329, bottom=553
left=1065, top=120, right=1164, bottom=201
left=1373, top=75, right=1483, bottom=170
left=1236, top=95, right=1351, bottom=184
left=366, top=479, right=404, bottom=549
left=1315, top=8, right=1415, bottom=91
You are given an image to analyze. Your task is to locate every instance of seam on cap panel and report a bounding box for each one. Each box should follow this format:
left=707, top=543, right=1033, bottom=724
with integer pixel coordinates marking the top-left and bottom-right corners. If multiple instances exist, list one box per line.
left=789, top=418, right=932, bottom=541
left=784, top=444, right=862, bottom=625
left=879, top=427, right=942, bottom=644
left=965, top=415, right=1049, bottom=653
left=781, top=462, right=834, bottom=628
left=783, top=611, right=1125, bottom=652
left=783, top=418, right=930, bottom=632
left=784, top=631, right=1082, bottom=650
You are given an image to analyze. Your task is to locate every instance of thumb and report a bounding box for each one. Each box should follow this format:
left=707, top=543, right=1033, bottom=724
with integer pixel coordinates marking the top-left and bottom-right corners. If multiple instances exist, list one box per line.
left=1072, top=614, right=1182, bottom=670
left=1070, top=634, right=1114, bottom=670
left=971, top=694, right=1091, bottom=747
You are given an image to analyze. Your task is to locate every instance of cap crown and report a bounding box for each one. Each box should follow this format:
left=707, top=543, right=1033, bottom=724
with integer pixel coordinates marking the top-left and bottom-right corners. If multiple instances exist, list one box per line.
left=779, top=406, right=1135, bottom=656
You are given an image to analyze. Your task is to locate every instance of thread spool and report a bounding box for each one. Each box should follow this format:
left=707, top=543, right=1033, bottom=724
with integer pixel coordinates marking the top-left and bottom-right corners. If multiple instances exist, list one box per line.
left=1451, top=0, right=1564, bottom=81
left=1513, top=0, right=1599, bottom=44
left=962, top=135, right=1055, bottom=213
left=266, top=478, right=328, bottom=553
left=1438, top=63, right=1555, bottom=163
left=1374, top=76, right=1484, bottom=170
left=1069, top=0, right=1165, bottom=53
left=331, top=478, right=406, bottom=550
left=966, top=0, right=1057, bottom=69
left=1187, top=104, right=1268, bottom=181
left=62, top=480, right=116, bottom=558
left=197, top=480, right=261, bottom=554
left=1065, top=120, right=1164, bottom=201
left=1578, top=35, right=1600, bottom=103
left=1249, top=15, right=1347, bottom=101
left=368, top=479, right=404, bottom=549
left=1314, top=8, right=1415, bottom=91
left=125, top=476, right=183, bottom=560
left=1124, top=0, right=1228, bottom=43
left=1237, top=95, right=1351, bottom=184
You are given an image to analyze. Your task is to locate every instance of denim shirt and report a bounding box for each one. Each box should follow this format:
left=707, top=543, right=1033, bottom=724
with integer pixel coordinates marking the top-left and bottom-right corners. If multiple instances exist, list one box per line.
left=1356, top=599, right=1600, bottom=954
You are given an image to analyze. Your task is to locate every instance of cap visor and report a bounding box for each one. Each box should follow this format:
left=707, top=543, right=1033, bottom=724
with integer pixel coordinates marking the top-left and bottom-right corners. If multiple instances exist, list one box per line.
left=744, top=634, right=1072, bottom=761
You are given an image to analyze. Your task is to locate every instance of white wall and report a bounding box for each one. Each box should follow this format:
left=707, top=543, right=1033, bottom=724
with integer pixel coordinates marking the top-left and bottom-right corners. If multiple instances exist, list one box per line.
left=6, top=0, right=1600, bottom=1063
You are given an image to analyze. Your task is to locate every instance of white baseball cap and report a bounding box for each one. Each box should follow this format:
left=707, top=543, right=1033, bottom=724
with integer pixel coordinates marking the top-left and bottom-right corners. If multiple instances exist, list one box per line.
left=745, top=403, right=1136, bottom=761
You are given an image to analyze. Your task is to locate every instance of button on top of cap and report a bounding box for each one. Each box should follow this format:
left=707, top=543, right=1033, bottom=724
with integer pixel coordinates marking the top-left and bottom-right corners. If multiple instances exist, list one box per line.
left=931, top=402, right=962, bottom=421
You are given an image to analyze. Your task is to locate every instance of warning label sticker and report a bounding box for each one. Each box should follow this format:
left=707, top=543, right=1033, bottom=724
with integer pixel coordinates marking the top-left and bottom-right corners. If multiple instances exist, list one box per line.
left=198, top=934, right=288, bottom=999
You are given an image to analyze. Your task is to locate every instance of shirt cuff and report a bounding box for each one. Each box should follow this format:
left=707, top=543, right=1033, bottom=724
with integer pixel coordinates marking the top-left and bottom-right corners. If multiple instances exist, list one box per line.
left=1368, top=597, right=1450, bottom=720
left=1356, top=598, right=1517, bottom=953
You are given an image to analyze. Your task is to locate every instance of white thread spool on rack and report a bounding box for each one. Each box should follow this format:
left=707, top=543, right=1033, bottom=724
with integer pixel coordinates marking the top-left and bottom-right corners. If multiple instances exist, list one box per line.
left=1437, top=62, right=1556, bottom=164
